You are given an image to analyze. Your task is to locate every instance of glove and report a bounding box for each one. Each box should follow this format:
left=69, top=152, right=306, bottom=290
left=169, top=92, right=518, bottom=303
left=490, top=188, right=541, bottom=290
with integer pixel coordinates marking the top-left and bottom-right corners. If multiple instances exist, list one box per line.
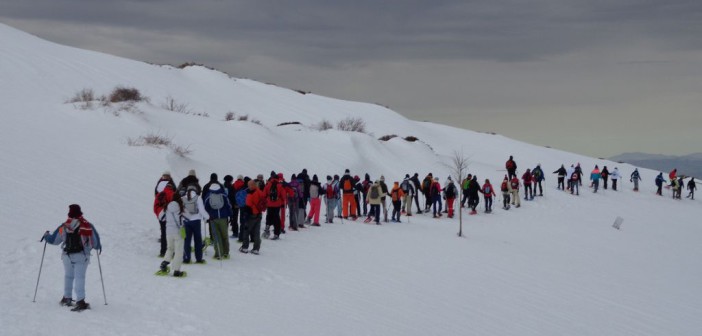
left=41, top=230, right=50, bottom=241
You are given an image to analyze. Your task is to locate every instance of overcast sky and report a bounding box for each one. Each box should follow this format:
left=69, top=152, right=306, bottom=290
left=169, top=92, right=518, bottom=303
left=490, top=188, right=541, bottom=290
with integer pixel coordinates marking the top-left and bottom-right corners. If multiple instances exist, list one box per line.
left=2, top=0, right=701, bottom=157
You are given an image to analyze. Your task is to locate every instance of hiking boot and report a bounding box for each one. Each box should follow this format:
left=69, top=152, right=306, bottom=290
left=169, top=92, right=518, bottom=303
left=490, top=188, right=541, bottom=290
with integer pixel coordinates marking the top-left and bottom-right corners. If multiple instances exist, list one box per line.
left=312, top=223, right=321, bottom=227
left=251, top=249, right=260, bottom=255
left=158, top=253, right=165, bottom=258
left=281, top=229, right=286, bottom=234
left=71, top=300, right=90, bottom=312
left=160, top=261, right=170, bottom=272
left=223, top=254, right=230, bottom=260
left=271, top=235, right=280, bottom=240
left=173, top=270, right=186, bottom=277
left=59, top=297, right=73, bottom=307
left=299, top=224, right=306, bottom=228
left=182, top=259, right=191, bottom=264
left=239, top=247, right=249, bottom=254
left=305, top=218, right=311, bottom=224
left=195, top=260, right=207, bottom=264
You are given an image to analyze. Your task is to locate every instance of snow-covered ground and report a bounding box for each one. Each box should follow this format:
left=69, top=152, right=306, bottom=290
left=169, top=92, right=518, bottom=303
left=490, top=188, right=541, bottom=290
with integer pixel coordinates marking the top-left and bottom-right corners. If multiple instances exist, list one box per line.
left=1, top=23, right=700, bottom=336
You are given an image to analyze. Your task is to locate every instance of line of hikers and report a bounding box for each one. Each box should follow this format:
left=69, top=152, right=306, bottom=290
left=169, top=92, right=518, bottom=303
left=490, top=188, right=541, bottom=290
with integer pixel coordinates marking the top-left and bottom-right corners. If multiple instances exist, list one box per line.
left=151, top=158, right=697, bottom=277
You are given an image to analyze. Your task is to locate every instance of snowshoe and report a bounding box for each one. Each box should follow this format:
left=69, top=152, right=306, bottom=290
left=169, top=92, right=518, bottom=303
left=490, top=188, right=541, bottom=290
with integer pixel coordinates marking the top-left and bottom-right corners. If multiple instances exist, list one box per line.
left=71, top=300, right=90, bottom=312
left=59, top=297, right=73, bottom=307
left=262, top=230, right=271, bottom=239
left=364, top=217, right=372, bottom=223
left=239, top=247, right=249, bottom=254
left=173, top=271, right=187, bottom=278
left=160, top=261, right=170, bottom=272
left=222, top=254, right=230, bottom=260
left=155, top=266, right=171, bottom=276
left=270, top=235, right=280, bottom=240
left=251, top=249, right=260, bottom=255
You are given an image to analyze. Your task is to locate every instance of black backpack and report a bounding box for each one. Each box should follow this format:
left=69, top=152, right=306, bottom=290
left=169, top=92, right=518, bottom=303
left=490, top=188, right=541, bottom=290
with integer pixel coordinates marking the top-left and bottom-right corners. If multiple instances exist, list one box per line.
left=64, top=228, right=83, bottom=254
left=269, top=181, right=278, bottom=201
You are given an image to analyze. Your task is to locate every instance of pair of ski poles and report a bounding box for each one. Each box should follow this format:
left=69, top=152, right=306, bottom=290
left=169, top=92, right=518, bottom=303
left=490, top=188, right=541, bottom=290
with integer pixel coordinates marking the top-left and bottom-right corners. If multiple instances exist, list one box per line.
left=33, top=235, right=108, bottom=305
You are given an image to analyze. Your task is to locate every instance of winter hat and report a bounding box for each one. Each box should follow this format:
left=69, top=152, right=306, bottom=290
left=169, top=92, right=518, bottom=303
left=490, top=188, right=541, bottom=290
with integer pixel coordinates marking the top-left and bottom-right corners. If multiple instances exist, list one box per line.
left=312, top=175, right=318, bottom=182
left=380, top=175, right=385, bottom=181
left=244, top=176, right=251, bottom=183
left=344, top=169, right=350, bottom=175
left=257, top=174, right=264, bottom=180
left=162, top=171, right=171, bottom=177
left=434, top=177, right=439, bottom=181
left=334, top=174, right=339, bottom=180
left=237, top=175, right=243, bottom=180
left=68, top=204, right=82, bottom=219
left=278, top=173, right=284, bottom=180
left=354, top=175, right=360, bottom=181
left=291, top=174, right=297, bottom=180
left=405, top=174, right=410, bottom=179
left=327, top=175, right=332, bottom=181
left=188, top=169, right=196, bottom=177
left=271, top=171, right=277, bottom=179
left=504, top=175, right=508, bottom=180
left=447, top=176, right=452, bottom=181
left=210, top=173, right=218, bottom=182
left=224, top=175, right=233, bottom=183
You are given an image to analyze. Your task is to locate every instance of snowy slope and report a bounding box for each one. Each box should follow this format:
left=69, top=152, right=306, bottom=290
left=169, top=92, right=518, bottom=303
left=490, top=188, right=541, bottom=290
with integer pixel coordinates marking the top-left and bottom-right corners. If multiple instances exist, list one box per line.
left=1, top=23, right=701, bottom=336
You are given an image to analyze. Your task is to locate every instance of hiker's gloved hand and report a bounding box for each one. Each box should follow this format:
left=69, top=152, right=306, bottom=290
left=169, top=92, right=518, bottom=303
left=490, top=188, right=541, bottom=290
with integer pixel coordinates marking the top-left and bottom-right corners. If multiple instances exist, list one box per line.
left=41, top=230, right=50, bottom=241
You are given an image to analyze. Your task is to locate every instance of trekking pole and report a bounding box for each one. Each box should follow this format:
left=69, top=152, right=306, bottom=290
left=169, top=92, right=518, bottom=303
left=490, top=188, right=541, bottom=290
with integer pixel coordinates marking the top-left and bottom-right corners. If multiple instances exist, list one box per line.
left=96, top=252, right=108, bottom=305
left=32, top=235, right=48, bottom=303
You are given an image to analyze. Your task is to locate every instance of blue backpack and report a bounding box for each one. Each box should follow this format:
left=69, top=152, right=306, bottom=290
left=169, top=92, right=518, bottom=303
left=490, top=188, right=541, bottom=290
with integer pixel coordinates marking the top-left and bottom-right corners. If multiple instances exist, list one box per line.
left=235, top=189, right=248, bottom=208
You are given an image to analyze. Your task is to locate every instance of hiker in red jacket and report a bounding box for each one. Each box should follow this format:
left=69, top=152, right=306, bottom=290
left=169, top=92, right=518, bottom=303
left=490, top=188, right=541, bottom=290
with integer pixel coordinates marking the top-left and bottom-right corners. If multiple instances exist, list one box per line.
left=263, top=172, right=285, bottom=240
left=506, top=156, right=517, bottom=180
left=522, top=169, right=534, bottom=200
left=482, top=179, right=497, bottom=213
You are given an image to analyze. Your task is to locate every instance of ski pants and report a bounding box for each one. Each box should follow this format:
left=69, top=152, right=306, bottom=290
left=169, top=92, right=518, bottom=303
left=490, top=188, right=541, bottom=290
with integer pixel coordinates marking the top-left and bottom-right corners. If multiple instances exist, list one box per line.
left=633, top=179, right=639, bottom=191
left=511, top=190, right=521, bottom=206
left=325, top=198, right=336, bottom=223
left=535, top=181, right=543, bottom=195
left=355, top=194, right=361, bottom=217
left=592, top=180, right=599, bottom=193
left=210, top=218, right=229, bottom=258
left=159, top=219, right=167, bottom=256
left=432, top=195, right=442, bottom=216
left=508, top=169, right=516, bottom=180
left=571, top=181, right=579, bottom=195
left=612, top=179, right=618, bottom=191
left=308, top=198, right=322, bottom=224
left=392, top=200, right=402, bottom=221
left=557, top=177, right=565, bottom=190
left=502, top=193, right=510, bottom=208
left=381, top=198, right=388, bottom=221
left=164, top=231, right=184, bottom=272
left=241, top=214, right=262, bottom=251
left=342, top=193, right=357, bottom=218
left=524, top=184, right=532, bottom=199
left=183, top=219, right=203, bottom=262
left=461, top=191, right=469, bottom=207
left=280, top=206, right=286, bottom=231
left=603, top=176, right=608, bottom=189
left=413, top=192, right=421, bottom=212
left=288, top=199, right=298, bottom=229
left=336, top=197, right=342, bottom=216
left=266, top=206, right=282, bottom=236
left=403, top=194, right=413, bottom=215
left=484, top=196, right=492, bottom=212
left=368, top=204, right=381, bottom=224
left=362, top=193, right=368, bottom=216
left=447, top=197, right=455, bottom=217
left=62, top=252, right=89, bottom=301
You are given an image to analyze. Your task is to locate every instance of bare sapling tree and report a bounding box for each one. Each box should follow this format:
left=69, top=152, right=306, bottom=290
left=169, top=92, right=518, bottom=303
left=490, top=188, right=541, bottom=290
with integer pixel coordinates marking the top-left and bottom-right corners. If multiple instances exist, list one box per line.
left=442, top=150, right=470, bottom=237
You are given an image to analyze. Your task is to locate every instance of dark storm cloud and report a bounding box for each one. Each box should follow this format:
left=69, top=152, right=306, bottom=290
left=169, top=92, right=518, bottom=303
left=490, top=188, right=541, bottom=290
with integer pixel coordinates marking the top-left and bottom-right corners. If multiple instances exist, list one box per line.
left=2, top=0, right=702, bottom=66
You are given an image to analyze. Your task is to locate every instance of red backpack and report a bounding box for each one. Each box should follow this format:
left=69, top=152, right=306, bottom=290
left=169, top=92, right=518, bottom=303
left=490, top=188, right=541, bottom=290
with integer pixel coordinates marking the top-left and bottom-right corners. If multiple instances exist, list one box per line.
left=501, top=181, right=508, bottom=192
left=326, top=184, right=335, bottom=198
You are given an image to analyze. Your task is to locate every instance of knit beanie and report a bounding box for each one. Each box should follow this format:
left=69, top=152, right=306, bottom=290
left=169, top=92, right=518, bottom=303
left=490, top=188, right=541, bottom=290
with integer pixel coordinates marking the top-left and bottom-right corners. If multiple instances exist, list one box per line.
left=188, top=169, right=196, bottom=177
left=68, top=204, right=82, bottom=219
left=210, top=173, right=218, bottom=182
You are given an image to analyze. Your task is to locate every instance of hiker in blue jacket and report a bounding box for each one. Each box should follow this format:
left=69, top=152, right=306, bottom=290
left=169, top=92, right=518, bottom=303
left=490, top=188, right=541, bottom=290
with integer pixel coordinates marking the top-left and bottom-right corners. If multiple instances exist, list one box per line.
left=43, top=204, right=102, bottom=311
left=203, top=173, right=233, bottom=260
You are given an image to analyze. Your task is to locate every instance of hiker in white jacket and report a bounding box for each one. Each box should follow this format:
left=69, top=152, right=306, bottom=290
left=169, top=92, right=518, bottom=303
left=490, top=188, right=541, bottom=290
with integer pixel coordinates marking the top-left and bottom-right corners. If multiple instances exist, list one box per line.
left=182, top=188, right=209, bottom=264
left=610, top=167, right=621, bottom=191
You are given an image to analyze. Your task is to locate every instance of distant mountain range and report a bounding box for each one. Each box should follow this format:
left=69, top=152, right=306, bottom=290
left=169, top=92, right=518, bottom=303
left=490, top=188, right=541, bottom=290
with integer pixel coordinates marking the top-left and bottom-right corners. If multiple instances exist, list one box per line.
left=609, top=152, right=702, bottom=178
